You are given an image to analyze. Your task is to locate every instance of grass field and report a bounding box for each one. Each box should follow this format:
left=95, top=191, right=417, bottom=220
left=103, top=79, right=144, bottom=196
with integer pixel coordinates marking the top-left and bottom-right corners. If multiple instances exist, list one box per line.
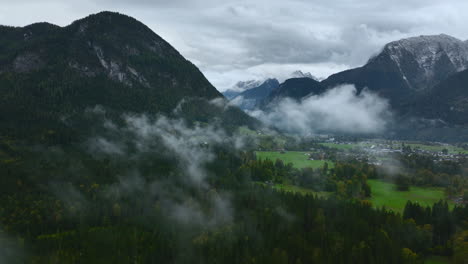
left=263, top=179, right=453, bottom=213
left=368, top=179, right=454, bottom=213
left=256, top=151, right=333, bottom=169
left=257, top=150, right=455, bottom=213
left=264, top=180, right=452, bottom=213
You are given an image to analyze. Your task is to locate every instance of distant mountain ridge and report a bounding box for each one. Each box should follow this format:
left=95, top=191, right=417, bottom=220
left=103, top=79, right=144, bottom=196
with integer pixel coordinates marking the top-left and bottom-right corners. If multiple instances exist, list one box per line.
left=222, top=80, right=263, bottom=99
left=247, top=34, right=468, bottom=140
left=322, top=34, right=468, bottom=106
left=290, top=70, right=319, bottom=80
left=229, top=78, right=280, bottom=110
left=227, top=35, right=468, bottom=112
left=222, top=70, right=318, bottom=109
left=261, top=78, right=325, bottom=108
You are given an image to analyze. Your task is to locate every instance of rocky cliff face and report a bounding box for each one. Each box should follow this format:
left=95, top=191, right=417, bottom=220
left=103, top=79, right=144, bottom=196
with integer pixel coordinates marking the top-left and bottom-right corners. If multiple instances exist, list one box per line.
left=369, top=34, right=468, bottom=92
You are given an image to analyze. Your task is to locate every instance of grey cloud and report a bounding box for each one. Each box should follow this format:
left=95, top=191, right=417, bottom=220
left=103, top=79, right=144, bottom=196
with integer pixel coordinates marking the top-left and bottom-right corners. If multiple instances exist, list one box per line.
left=250, top=85, right=391, bottom=135
left=123, top=114, right=225, bottom=184
left=88, top=137, right=125, bottom=155
left=78, top=104, right=254, bottom=228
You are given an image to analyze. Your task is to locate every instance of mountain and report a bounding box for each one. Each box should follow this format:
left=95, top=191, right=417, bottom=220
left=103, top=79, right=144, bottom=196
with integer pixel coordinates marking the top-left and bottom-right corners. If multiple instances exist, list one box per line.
left=409, top=69, right=468, bottom=125
left=317, top=34, right=468, bottom=140
left=224, top=71, right=320, bottom=110
left=261, top=77, right=325, bottom=108
left=229, top=78, right=279, bottom=110
left=222, top=70, right=319, bottom=100
left=222, top=89, right=242, bottom=100
left=0, top=11, right=255, bottom=143
left=290, top=70, right=319, bottom=80
left=250, top=35, right=468, bottom=140
left=222, top=80, right=263, bottom=99
left=322, top=34, right=468, bottom=106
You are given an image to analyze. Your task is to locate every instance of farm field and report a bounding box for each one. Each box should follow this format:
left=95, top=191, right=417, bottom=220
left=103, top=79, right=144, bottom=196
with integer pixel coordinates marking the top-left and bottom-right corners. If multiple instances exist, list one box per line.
left=368, top=179, right=454, bottom=213
left=255, top=151, right=333, bottom=169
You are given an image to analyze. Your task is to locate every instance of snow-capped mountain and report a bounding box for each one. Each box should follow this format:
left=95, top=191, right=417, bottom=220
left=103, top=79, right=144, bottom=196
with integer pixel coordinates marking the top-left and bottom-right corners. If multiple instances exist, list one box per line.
left=229, top=79, right=280, bottom=110
left=232, top=79, right=264, bottom=91
left=222, top=70, right=317, bottom=101
left=369, top=34, right=468, bottom=91
left=290, top=70, right=320, bottom=80
left=323, top=34, right=468, bottom=106
left=222, top=80, right=264, bottom=99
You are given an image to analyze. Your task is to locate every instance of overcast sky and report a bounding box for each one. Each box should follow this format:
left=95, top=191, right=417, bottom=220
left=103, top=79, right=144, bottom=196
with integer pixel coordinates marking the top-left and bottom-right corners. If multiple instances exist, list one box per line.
left=1, top=0, right=467, bottom=91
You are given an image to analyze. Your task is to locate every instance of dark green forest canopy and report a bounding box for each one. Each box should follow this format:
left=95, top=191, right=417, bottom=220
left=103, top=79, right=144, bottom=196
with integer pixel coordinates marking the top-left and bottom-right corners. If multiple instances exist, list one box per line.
left=1, top=141, right=467, bottom=263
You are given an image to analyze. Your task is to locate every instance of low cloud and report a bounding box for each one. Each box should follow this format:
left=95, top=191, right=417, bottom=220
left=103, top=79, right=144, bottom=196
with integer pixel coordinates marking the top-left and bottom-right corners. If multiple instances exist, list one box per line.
left=250, top=84, right=391, bottom=135
left=0, top=232, right=24, bottom=263
left=123, top=114, right=227, bottom=184
left=70, top=105, right=252, bottom=229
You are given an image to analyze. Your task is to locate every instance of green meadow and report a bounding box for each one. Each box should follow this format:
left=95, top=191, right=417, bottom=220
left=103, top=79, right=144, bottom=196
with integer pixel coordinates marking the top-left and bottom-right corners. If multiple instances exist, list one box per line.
left=368, top=179, right=453, bottom=213
left=262, top=179, right=452, bottom=213
left=257, top=150, right=454, bottom=213
left=255, top=151, right=333, bottom=169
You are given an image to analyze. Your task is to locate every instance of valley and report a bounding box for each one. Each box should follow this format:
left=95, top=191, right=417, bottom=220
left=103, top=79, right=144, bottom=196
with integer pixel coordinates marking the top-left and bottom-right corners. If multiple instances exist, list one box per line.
left=0, top=9, right=467, bottom=264
left=255, top=138, right=465, bottom=213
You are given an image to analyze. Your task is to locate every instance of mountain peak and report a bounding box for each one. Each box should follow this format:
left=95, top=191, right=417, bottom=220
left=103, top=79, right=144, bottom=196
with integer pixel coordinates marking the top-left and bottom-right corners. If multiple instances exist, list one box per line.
left=361, top=33, right=468, bottom=93
left=388, top=33, right=461, bottom=44
left=232, top=79, right=263, bottom=92
left=68, top=11, right=158, bottom=36
left=73, top=11, right=138, bottom=24
left=227, top=78, right=280, bottom=110
left=379, top=34, right=468, bottom=72
left=261, top=77, right=324, bottom=109
left=291, top=70, right=319, bottom=80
